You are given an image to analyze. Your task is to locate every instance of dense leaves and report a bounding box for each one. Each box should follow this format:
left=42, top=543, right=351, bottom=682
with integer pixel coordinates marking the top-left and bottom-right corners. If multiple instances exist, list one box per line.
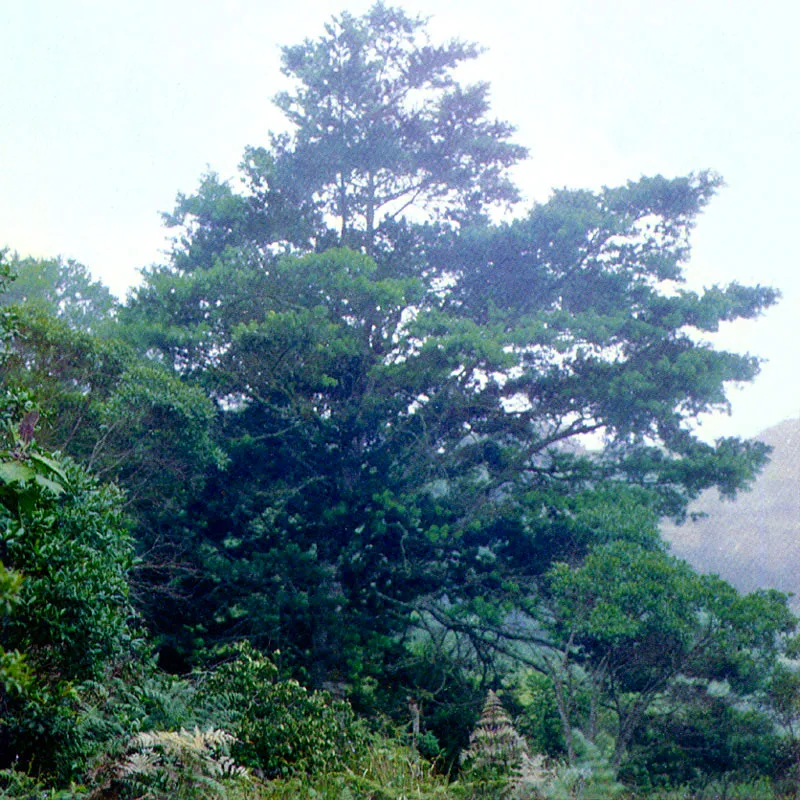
left=546, top=542, right=793, bottom=766
left=200, top=643, right=366, bottom=778
left=129, top=175, right=781, bottom=685
left=0, top=443, right=135, bottom=779
left=269, top=2, right=527, bottom=252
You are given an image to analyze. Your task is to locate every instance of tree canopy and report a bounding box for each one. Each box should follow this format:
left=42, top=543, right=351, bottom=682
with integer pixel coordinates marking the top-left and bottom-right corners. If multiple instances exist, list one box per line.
left=269, top=2, right=526, bottom=252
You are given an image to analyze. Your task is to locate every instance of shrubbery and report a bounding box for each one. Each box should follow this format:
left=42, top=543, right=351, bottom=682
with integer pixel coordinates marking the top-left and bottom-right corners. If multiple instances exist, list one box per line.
left=200, top=642, right=367, bottom=778
left=0, top=438, right=134, bottom=781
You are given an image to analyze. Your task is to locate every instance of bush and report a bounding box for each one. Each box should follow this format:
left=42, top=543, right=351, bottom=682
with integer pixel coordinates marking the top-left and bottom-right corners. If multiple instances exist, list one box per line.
left=0, top=768, right=89, bottom=798
left=254, top=733, right=457, bottom=799
left=542, top=732, right=625, bottom=800
left=200, top=642, right=367, bottom=778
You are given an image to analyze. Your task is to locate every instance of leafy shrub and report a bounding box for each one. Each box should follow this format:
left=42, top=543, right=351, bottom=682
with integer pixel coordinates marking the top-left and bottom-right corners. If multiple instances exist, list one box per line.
left=78, top=655, right=202, bottom=748
left=0, top=768, right=89, bottom=798
left=200, top=642, right=367, bottom=778
left=0, top=439, right=135, bottom=782
left=542, top=732, right=625, bottom=800
left=254, top=733, right=457, bottom=799
left=505, top=670, right=565, bottom=757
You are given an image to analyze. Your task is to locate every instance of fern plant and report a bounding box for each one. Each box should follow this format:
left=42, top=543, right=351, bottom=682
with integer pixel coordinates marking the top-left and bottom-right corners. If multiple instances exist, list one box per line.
left=88, top=726, right=249, bottom=800
left=460, top=691, right=552, bottom=799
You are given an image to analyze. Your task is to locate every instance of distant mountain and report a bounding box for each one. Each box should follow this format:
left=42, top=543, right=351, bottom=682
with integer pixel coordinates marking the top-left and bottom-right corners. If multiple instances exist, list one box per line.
left=664, top=418, right=800, bottom=608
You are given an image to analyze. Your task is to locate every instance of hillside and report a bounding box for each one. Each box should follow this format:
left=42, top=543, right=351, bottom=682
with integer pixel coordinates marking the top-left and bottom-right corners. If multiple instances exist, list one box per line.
left=665, top=418, right=800, bottom=606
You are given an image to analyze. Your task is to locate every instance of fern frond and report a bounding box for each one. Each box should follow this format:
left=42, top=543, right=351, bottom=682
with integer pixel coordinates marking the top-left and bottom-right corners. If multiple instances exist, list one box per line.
left=93, top=726, right=249, bottom=800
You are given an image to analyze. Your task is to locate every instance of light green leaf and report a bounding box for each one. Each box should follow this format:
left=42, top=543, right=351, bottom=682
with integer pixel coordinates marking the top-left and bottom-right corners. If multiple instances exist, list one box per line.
left=33, top=474, right=65, bottom=496
left=0, top=461, right=35, bottom=486
left=28, top=452, right=68, bottom=484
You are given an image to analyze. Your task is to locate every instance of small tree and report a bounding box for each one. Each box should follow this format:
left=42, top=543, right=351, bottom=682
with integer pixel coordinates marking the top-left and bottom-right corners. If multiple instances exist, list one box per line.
left=545, top=541, right=795, bottom=769
left=0, top=253, right=116, bottom=333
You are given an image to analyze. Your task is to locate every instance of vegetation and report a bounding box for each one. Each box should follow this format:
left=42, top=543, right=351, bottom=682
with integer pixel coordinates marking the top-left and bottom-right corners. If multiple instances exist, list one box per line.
left=0, top=4, right=797, bottom=797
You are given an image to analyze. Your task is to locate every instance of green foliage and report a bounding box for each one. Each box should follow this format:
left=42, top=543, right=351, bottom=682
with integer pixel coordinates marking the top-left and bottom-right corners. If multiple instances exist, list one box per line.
left=622, top=692, right=783, bottom=795
left=252, top=735, right=458, bottom=799
left=126, top=169, right=786, bottom=774
left=161, top=172, right=260, bottom=273
left=543, top=732, right=625, bottom=800
left=0, top=442, right=134, bottom=781
left=0, top=305, right=223, bottom=501
left=0, top=256, right=17, bottom=365
left=0, top=560, right=29, bottom=696
left=0, top=299, right=223, bottom=654
left=267, top=2, right=527, bottom=251
left=547, top=543, right=703, bottom=648
left=0, top=454, right=133, bottom=680
left=641, top=780, right=780, bottom=800
left=767, top=658, right=800, bottom=750
left=0, top=769, right=90, bottom=798
left=0, top=253, right=116, bottom=333
left=544, top=541, right=793, bottom=768
left=505, top=671, right=564, bottom=757
left=78, top=654, right=206, bottom=750
left=200, top=643, right=367, bottom=778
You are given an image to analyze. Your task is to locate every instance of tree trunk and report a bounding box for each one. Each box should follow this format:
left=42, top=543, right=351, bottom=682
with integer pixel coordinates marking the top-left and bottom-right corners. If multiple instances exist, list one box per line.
left=544, top=647, right=576, bottom=765
left=339, top=172, right=349, bottom=247
left=365, top=171, right=376, bottom=255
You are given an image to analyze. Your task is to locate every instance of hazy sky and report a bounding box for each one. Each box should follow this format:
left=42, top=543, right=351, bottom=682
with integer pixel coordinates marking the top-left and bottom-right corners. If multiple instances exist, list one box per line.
left=2, top=1, right=798, bottom=440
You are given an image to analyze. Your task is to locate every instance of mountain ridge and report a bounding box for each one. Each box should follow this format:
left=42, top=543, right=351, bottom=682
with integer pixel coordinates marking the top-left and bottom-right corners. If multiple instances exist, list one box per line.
left=664, top=417, right=800, bottom=607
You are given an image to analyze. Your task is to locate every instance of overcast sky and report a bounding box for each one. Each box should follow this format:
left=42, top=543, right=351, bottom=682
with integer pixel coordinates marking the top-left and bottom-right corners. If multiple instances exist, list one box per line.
left=1, top=0, right=798, bottom=440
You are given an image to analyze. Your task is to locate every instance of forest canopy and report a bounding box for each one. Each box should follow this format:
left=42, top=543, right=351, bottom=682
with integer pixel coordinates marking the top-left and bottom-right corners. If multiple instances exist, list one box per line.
left=0, top=5, right=797, bottom=799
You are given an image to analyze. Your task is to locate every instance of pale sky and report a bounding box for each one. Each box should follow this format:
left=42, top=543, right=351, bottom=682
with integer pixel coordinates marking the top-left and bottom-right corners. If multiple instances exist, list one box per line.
left=1, top=1, right=798, bottom=441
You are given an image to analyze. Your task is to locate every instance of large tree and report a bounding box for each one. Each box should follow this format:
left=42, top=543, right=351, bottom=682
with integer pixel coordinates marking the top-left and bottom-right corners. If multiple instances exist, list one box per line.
left=117, top=5, right=788, bottom=765
left=126, top=173, right=780, bottom=679
left=1, top=8, right=791, bottom=783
